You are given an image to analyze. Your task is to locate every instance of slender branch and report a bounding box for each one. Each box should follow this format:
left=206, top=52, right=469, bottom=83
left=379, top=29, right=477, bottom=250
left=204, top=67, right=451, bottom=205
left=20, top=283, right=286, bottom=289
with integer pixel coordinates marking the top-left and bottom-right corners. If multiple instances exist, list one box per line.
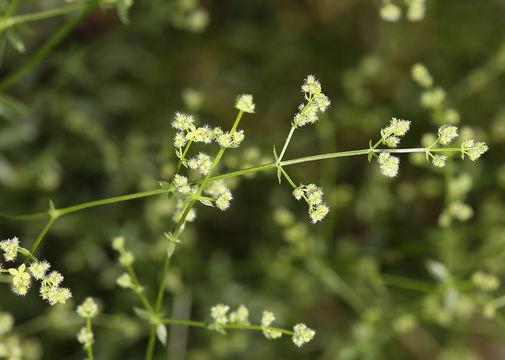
left=160, top=318, right=294, bottom=335
left=25, top=216, right=56, bottom=262
left=1, top=2, right=88, bottom=30
left=86, top=317, right=95, bottom=360
left=0, top=147, right=464, bottom=221
left=58, top=188, right=172, bottom=216
left=278, top=125, right=296, bottom=161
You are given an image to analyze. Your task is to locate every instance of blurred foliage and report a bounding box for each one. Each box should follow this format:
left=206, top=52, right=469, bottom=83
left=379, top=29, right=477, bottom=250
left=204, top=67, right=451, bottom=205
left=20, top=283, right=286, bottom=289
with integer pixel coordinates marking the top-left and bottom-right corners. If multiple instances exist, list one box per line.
left=1, top=0, right=505, bottom=359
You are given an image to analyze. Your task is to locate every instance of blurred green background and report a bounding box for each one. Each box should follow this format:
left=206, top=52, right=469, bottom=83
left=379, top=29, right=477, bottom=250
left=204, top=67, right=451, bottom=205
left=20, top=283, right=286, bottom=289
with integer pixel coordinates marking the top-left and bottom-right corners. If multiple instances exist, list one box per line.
left=1, top=0, right=505, bottom=359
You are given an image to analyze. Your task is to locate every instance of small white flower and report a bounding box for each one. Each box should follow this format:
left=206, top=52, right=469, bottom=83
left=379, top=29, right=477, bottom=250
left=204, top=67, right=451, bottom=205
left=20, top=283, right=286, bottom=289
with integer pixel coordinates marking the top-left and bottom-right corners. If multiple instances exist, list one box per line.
left=210, top=304, right=230, bottom=325
left=116, top=273, right=134, bottom=288
left=229, top=305, right=249, bottom=325
left=29, top=261, right=50, bottom=280
left=309, top=203, right=329, bottom=224
left=432, top=154, right=447, bottom=167
left=411, top=63, right=433, bottom=88
left=261, top=311, right=282, bottom=340
left=1, top=237, right=20, bottom=262
left=438, top=125, right=458, bottom=145
left=407, top=0, right=426, bottom=21
left=216, top=191, right=233, bottom=211
left=235, top=94, right=255, bottom=113
left=171, top=112, right=195, bottom=131
left=112, top=236, right=125, bottom=251
left=292, top=186, right=305, bottom=201
left=77, top=297, right=99, bottom=318
left=76, top=327, right=94, bottom=347
left=380, top=2, right=401, bottom=22
left=292, top=323, right=315, bottom=347
left=378, top=153, right=399, bottom=178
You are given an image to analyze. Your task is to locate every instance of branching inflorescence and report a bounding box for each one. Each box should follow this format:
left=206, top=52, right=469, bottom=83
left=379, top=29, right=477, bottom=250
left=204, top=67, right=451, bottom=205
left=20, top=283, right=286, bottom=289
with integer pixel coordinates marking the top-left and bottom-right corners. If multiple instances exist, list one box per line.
left=0, top=74, right=489, bottom=359
left=0, top=237, right=71, bottom=305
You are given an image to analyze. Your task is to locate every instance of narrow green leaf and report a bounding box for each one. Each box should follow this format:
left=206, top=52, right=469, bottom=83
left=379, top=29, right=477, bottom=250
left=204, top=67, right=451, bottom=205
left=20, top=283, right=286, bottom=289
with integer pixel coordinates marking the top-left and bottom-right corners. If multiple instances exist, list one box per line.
left=156, top=324, right=167, bottom=346
left=158, top=181, right=171, bottom=189
left=117, top=0, right=130, bottom=25
left=166, top=241, right=176, bottom=257
left=6, top=29, right=25, bottom=53
left=133, top=307, right=151, bottom=322
left=199, top=198, right=214, bottom=207
left=49, top=199, right=56, bottom=212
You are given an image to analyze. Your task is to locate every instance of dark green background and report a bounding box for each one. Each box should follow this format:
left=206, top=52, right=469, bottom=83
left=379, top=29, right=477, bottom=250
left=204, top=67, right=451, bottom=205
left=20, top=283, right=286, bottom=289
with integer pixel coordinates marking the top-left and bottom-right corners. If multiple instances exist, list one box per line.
left=1, top=0, right=505, bottom=359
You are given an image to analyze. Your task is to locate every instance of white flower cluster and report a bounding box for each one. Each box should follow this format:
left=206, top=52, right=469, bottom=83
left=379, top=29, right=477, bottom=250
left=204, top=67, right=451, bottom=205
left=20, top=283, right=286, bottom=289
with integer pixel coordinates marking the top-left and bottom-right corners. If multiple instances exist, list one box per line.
left=411, top=63, right=433, bottom=88
left=461, top=139, right=488, bottom=161
left=411, top=63, right=460, bottom=124
left=292, top=184, right=329, bottom=223
left=437, top=125, right=458, bottom=145
left=1, top=237, right=71, bottom=305
left=292, top=323, right=316, bottom=347
left=77, top=297, right=99, bottom=319
left=380, top=117, right=411, bottom=148
left=112, top=237, right=143, bottom=292
left=235, top=94, right=255, bottom=113
left=229, top=305, right=250, bottom=325
left=205, top=180, right=234, bottom=211
left=173, top=174, right=193, bottom=195
left=0, top=237, right=19, bottom=262
left=76, top=298, right=99, bottom=349
left=208, top=304, right=315, bottom=347
left=378, top=153, right=400, bottom=178
left=261, top=311, right=282, bottom=340
left=76, top=327, right=93, bottom=349
left=0, top=311, right=21, bottom=359
left=187, top=153, right=213, bottom=175
left=171, top=111, right=248, bottom=150
left=292, top=75, right=330, bottom=128
left=210, top=304, right=230, bottom=325
left=374, top=118, right=410, bottom=178
left=380, top=0, right=426, bottom=22
left=214, top=127, right=245, bottom=148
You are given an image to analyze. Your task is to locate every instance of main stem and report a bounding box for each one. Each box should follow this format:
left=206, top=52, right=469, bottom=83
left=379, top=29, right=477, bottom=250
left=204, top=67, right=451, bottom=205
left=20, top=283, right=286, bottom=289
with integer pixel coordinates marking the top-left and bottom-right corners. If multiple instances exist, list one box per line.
left=146, top=111, right=244, bottom=360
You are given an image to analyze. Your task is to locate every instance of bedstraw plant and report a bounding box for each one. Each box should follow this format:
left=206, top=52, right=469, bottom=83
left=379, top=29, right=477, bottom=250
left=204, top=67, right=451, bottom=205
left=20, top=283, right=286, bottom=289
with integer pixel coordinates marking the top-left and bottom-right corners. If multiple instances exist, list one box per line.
left=0, top=74, right=488, bottom=358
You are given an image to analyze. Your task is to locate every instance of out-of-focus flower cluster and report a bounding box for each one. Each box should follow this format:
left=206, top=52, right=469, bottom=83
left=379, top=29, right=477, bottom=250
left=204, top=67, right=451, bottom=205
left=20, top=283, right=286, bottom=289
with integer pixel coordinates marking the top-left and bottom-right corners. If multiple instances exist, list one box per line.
left=209, top=304, right=315, bottom=347
left=380, top=0, right=426, bottom=22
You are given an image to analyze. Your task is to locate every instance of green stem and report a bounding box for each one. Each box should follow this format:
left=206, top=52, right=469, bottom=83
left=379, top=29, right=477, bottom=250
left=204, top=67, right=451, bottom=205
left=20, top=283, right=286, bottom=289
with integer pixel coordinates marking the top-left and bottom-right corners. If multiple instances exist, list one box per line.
left=1, top=2, right=88, bottom=30
left=176, top=140, right=193, bottom=173
left=147, top=110, right=246, bottom=360
left=125, top=264, right=154, bottom=314
left=86, top=317, right=95, bottom=360
left=160, top=318, right=294, bottom=335
left=279, top=166, right=297, bottom=189
left=145, top=326, right=157, bottom=360
left=58, top=188, right=172, bottom=217
left=1, top=147, right=465, bottom=222
left=25, top=216, right=56, bottom=263
left=0, top=0, right=98, bottom=91
left=278, top=125, right=296, bottom=162
left=380, top=273, right=435, bottom=293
